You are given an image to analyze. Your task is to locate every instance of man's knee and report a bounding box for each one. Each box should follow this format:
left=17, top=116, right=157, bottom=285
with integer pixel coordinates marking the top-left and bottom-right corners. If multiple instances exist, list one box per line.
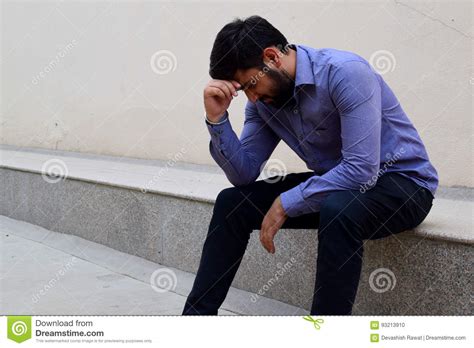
left=214, top=187, right=245, bottom=215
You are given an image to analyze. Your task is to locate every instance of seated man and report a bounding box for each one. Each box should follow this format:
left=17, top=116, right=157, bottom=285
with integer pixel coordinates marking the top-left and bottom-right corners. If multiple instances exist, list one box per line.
left=182, top=15, right=438, bottom=315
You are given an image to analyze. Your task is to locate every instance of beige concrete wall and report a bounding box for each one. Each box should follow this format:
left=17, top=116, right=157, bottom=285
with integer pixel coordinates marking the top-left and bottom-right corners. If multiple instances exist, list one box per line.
left=1, top=0, right=472, bottom=187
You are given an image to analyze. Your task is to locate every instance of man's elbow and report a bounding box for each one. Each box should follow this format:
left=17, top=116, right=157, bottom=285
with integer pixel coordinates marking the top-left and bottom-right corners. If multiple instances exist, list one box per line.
left=353, top=163, right=380, bottom=192
left=228, top=171, right=259, bottom=187
left=228, top=177, right=255, bottom=188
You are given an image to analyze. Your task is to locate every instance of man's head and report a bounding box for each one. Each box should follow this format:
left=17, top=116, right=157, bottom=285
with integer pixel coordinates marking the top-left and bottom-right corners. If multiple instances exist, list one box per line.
left=209, top=16, right=296, bottom=108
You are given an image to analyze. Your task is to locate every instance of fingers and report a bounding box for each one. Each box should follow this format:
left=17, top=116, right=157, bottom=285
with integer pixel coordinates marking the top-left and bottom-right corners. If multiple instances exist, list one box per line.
left=207, top=80, right=239, bottom=99
left=230, top=80, right=241, bottom=90
left=260, top=224, right=276, bottom=254
left=213, top=82, right=232, bottom=99
left=267, top=239, right=275, bottom=254
left=222, top=80, right=239, bottom=97
left=206, top=86, right=226, bottom=100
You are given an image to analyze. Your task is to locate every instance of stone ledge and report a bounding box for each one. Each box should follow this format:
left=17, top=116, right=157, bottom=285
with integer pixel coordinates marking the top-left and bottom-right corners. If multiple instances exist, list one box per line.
left=1, top=145, right=472, bottom=246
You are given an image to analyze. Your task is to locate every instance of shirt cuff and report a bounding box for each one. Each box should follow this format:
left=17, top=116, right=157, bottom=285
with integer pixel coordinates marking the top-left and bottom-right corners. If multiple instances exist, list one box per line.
left=205, top=111, right=233, bottom=151
left=205, top=111, right=229, bottom=126
left=280, top=185, right=308, bottom=217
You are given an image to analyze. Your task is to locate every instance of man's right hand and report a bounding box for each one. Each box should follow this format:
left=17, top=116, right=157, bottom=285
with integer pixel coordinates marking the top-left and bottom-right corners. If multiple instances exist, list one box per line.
left=203, top=79, right=241, bottom=122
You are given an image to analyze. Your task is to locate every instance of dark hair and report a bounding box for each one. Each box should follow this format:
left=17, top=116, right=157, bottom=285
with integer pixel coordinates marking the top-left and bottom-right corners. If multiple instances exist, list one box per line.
left=209, top=16, right=289, bottom=80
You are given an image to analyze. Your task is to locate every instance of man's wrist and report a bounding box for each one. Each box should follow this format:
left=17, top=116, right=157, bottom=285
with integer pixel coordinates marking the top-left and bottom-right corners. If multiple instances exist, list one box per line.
left=276, top=196, right=288, bottom=218
left=205, top=111, right=228, bottom=125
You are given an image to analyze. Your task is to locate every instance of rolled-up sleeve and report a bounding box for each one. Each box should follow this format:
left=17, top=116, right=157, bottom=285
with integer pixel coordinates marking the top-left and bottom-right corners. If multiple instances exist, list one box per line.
left=280, top=60, right=382, bottom=217
left=206, top=101, right=281, bottom=186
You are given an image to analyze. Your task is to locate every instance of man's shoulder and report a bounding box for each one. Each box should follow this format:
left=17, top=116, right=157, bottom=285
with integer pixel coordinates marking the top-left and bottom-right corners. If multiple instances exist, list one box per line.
left=299, top=45, right=369, bottom=68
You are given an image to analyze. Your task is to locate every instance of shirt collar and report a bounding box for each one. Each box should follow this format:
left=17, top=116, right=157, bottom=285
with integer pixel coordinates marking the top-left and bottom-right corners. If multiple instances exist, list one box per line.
left=294, top=44, right=315, bottom=87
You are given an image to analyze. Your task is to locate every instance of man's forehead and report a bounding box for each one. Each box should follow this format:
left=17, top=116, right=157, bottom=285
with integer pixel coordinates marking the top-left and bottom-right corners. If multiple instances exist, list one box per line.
left=234, top=68, right=259, bottom=85
left=232, top=69, right=247, bottom=85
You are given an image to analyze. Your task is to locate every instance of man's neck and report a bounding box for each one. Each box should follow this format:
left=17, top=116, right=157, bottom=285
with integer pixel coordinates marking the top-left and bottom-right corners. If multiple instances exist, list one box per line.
left=283, top=46, right=297, bottom=80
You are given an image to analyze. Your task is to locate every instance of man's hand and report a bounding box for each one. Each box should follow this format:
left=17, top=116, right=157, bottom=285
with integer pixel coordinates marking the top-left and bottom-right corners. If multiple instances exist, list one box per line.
left=260, top=196, right=288, bottom=254
left=204, top=79, right=240, bottom=122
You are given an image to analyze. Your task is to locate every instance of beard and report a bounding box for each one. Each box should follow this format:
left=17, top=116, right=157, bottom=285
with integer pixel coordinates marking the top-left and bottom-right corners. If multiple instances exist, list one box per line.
left=262, top=67, right=296, bottom=109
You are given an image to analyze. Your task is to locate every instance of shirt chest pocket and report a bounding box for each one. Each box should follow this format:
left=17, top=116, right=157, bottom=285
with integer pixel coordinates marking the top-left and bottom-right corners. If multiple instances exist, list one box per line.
left=303, top=109, right=336, bottom=140
left=302, top=112, right=342, bottom=160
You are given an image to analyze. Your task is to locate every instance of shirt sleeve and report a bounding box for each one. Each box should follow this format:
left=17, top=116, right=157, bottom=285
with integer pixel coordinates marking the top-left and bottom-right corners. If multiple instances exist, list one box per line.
left=280, top=60, right=382, bottom=217
left=206, top=101, right=281, bottom=186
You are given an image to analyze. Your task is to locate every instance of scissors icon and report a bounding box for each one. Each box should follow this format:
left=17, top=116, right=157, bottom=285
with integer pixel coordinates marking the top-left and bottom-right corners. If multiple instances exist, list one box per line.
left=303, top=315, right=324, bottom=330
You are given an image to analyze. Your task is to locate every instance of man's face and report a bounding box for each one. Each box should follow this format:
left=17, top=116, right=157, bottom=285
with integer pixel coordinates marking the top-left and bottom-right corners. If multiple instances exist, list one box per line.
left=234, top=65, right=295, bottom=109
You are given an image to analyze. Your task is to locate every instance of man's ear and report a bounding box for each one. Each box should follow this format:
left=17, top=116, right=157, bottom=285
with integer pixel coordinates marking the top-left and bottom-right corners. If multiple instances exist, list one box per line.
left=262, top=47, right=282, bottom=68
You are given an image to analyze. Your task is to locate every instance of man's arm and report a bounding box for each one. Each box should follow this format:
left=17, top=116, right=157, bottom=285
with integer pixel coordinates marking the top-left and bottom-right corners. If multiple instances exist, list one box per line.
left=206, top=101, right=281, bottom=186
left=279, top=60, right=382, bottom=217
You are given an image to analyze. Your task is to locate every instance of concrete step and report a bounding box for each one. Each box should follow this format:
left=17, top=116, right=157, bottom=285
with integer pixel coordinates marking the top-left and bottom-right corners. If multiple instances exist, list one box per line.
left=1, top=144, right=473, bottom=315
left=0, top=216, right=306, bottom=315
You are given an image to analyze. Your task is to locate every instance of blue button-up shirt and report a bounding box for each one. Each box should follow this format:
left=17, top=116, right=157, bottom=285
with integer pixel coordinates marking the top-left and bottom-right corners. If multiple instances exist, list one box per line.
left=205, top=44, right=438, bottom=217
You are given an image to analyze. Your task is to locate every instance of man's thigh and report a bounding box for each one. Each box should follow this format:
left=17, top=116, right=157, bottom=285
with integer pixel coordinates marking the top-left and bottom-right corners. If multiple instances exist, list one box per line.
left=220, top=171, right=319, bottom=231
left=323, top=172, right=434, bottom=241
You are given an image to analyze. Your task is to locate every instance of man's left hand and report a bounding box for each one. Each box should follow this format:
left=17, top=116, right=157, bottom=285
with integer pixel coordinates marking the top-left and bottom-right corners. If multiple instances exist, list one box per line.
left=260, top=196, right=288, bottom=254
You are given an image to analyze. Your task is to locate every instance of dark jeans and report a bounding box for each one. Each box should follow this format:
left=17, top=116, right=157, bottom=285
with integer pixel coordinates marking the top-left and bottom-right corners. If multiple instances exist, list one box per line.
left=182, top=171, right=434, bottom=315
